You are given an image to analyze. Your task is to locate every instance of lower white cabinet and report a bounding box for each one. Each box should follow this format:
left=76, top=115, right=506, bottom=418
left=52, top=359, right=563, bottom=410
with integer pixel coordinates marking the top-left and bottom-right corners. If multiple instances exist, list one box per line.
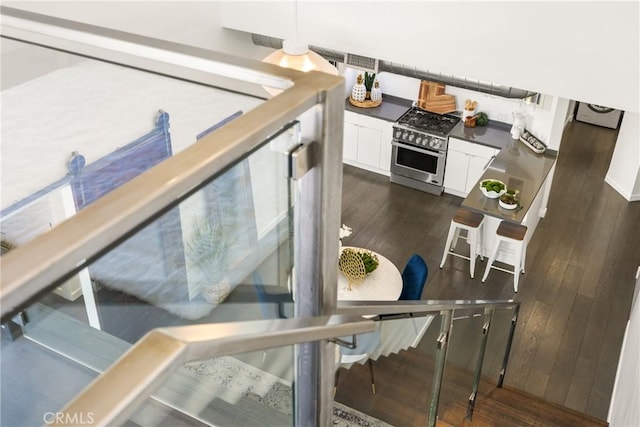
left=444, top=137, right=499, bottom=197
left=343, top=111, right=393, bottom=175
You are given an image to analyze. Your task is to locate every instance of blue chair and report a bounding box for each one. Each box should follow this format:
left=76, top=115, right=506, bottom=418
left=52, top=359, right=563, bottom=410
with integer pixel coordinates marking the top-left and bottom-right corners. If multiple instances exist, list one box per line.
left=252, top=272, right=292, bottom=319
left=399, top=254, right=428, bottom=300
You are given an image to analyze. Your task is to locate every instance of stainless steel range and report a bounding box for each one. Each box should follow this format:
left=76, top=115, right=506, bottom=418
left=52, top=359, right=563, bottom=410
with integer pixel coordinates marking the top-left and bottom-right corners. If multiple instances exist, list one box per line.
left=390, top=107, right=460, bottom=195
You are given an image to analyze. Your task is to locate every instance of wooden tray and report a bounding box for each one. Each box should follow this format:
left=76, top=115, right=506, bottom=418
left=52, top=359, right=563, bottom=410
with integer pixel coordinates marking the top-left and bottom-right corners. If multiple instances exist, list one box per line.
left=349, top=96, right=382, bottom=109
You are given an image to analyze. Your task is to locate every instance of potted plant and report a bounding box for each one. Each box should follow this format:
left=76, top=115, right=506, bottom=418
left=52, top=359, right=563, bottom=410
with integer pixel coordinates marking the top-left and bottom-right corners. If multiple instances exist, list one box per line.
left=364, top=72, right=376, bottom=95
left=186, top=217, right=234, bottom=304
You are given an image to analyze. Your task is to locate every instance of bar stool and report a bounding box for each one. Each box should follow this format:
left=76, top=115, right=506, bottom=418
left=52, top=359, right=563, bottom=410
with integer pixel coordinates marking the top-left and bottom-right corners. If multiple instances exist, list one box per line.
left=481, top=221, right=528, bottom=293
left=440, top=208, right=485, bottom=279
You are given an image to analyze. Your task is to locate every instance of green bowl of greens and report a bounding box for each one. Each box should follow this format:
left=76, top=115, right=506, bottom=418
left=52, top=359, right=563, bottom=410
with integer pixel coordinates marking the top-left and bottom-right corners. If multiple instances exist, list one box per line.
left=479, top=179, right=507, bottom=199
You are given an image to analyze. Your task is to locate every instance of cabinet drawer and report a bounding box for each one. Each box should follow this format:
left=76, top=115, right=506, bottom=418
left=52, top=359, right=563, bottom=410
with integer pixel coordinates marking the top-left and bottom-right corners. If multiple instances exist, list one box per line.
left=448, top=137, right=498, bottom=159
left=344, top=110, right=384, bottom=130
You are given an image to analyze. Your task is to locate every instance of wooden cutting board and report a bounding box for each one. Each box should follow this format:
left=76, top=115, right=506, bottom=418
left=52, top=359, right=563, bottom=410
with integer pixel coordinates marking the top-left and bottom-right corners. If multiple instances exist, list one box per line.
left=418, top=81, right=457, bottom=114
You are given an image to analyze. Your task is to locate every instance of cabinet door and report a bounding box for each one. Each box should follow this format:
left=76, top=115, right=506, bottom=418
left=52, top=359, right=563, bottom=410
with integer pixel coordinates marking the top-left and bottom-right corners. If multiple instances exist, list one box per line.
left=378, top=121, right=393, bottom=173
left=356, top=126, right=381, bottom=167
left=466, top=155, right=492, bottom=193
left=343, top=122, right=358, bottom=161
left=443, top=149, right=469, bottom=195
left=465, top=149, right=498, bottom=193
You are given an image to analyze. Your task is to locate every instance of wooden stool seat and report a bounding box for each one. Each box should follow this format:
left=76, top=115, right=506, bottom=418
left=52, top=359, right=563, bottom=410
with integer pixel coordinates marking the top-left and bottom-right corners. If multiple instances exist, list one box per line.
left=453, top=208, right=484, bottom=228
left=496, top=221, right=527, bottom=241
left=440, top=208, right=485, bottom=279
left=482, top=220, right=528, bottom=292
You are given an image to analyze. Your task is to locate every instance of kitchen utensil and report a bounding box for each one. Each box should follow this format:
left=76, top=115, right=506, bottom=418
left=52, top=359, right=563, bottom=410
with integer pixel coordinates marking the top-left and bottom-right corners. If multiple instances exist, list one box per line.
left=464, top=115, right=477, bottom=127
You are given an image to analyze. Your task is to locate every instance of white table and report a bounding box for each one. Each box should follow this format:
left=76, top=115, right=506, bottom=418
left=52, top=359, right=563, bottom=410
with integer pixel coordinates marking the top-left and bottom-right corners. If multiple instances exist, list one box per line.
left=337, top=247, right=403, bottom=301
left=336, top=247, right=434, bottom=365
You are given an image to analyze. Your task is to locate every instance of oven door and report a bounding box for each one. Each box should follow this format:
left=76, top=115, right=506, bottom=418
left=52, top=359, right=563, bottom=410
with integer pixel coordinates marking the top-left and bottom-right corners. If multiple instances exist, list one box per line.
left=391, top=140, right=446, bottom=186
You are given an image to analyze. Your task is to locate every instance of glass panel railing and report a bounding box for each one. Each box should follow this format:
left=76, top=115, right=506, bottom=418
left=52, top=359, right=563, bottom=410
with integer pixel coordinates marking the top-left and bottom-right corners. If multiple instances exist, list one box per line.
left=439, top=309, right=488, bottom=423
left=1, top=121, right=297, bottom=423
left=1, top=7, right=343, bottom=424
left=333, top=313, right=441, bottom=426
left=1, top=39, right=264, bottom=244
left=12, top=122, right=296, bottom=340
left=482, top=306, right=518, bottom=384
left=437, top=305, right=519, bottom=424
left=130, top=348, right=295, bottom=426
left=332, top=302, right=519, bottom=427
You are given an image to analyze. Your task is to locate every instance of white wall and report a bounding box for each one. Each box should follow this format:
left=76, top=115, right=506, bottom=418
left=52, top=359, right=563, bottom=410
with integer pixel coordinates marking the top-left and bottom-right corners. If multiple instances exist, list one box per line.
left=221, top=1, right=639, bottom=114
left=608, top=267, right=640, bottom=427
left=3, top=1, right=273, bottom=58
left=605, top=113, right=640, bottom=201
left=6, top=1, right=638, bottom=114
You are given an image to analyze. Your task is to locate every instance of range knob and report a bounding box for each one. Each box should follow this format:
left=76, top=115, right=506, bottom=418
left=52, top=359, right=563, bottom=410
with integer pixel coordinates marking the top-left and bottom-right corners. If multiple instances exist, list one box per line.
left=415, top=137, right=422, bottom=145
left=402, top=132, right=409, bottom=139
left=408, top=133, right=415, bottom=141
left=431, top=140, right=442, bottom=149
left=395, top=130, right=402, bottom=139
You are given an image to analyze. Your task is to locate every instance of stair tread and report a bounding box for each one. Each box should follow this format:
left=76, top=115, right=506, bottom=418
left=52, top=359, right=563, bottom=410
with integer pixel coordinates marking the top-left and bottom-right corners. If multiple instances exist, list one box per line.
left=487, top=386, right=608, bottom=426
left=23, top=303, right=292, bottom=426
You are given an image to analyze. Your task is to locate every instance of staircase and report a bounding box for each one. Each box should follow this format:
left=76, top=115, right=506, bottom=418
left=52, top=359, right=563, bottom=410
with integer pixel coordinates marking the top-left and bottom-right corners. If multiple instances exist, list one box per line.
left=335, top=347, right=609, bottom=427
left=441, top=386, right=608, bottom=427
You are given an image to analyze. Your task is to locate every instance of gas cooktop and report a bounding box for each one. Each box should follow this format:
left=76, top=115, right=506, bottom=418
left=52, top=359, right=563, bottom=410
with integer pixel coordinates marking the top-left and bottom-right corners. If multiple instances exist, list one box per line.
left=396, top=107, right=460, bottom=136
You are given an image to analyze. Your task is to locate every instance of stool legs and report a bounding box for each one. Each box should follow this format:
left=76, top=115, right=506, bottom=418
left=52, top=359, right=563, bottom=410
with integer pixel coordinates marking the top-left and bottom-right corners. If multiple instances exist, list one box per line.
left=440, top=222, right=483, bottom=279
left=481, top=237, right=526, bottom=293
left=481, top=240, right=499, bottom=283
left=468, top=227, right=479, bottom=279
left=512, top=241, right=524, bottom=293
left=440, top=222, right=458, bottom=269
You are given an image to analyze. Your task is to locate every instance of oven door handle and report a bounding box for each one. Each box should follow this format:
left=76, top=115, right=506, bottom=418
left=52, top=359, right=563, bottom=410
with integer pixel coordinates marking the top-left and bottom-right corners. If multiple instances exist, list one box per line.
left=392, top=141, right=444, bottom=157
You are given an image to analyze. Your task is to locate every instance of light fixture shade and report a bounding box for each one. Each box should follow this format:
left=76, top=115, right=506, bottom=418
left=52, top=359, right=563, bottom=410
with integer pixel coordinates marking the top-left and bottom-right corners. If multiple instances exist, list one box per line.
left=262, top=41, right=338, bottom=75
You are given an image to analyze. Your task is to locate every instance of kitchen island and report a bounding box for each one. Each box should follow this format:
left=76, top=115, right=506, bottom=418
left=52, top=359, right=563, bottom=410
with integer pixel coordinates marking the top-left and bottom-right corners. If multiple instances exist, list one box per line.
left=452, top=123, right=557, bottom=263
left=463, top=139, right=557, bottom=224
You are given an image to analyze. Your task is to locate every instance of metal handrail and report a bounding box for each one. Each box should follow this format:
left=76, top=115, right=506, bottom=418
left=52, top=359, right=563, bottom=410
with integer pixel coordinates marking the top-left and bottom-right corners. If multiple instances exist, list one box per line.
left=0, top=7, right=343, bottom=323
left=336, top=299, right=519, bottom=317
left=55, top=299, right=519, bottom=426
left=54, top=315, right=375, bottom=426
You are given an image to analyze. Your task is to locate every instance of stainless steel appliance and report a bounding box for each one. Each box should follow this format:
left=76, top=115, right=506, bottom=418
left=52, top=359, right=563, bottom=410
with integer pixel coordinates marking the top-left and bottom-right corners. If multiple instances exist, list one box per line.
left=390, top=107, right=460, bottom=195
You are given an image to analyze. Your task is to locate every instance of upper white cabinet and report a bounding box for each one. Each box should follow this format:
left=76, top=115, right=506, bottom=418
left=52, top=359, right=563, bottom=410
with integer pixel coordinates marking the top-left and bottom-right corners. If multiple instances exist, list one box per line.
left=343, top=111, right=393, bottom=176
left=444, top=137, right=499, bottom=197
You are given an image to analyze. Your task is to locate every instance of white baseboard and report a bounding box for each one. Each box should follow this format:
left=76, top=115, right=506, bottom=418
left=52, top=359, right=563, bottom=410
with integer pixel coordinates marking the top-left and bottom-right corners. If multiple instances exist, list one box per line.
left=605, top=175, right=640, bottom=201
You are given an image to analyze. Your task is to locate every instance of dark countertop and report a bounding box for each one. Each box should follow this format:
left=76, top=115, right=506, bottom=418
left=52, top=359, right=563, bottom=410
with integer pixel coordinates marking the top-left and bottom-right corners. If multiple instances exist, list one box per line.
left=448, top=120, right=515, bottom=150
left=462, top=136, right=557, bottom=223
left=344, top=94, right=413, bottom=122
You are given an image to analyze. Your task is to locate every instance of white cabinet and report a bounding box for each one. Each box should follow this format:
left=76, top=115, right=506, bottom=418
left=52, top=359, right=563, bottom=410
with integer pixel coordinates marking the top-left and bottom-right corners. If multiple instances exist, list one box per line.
left=343, top=111, right=393, bottom=175
left=444, top=137, right=499, bottom=197
left=379, top=124, right=393, bottom=174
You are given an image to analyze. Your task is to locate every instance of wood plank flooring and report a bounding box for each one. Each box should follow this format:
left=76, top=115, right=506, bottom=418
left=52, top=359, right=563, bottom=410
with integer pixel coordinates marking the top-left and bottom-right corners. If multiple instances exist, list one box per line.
left=338, top=120, right=638, bottom=422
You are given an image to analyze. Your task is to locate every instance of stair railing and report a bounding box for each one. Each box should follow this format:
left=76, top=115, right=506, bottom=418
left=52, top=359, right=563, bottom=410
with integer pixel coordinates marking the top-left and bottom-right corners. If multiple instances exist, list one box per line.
left=337, top=299, right=521, bottom=425
left=52, top=299, right=518, bottom=427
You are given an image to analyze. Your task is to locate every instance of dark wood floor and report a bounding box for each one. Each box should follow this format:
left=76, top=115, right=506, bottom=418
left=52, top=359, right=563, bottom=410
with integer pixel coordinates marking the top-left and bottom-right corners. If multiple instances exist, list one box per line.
left=338, top=120, right=638, bottom=422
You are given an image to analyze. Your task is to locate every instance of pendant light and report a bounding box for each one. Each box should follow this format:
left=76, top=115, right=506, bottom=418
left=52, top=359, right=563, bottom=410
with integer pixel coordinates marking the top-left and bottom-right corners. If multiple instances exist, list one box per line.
left=262, top=0, right=337, bottom=76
